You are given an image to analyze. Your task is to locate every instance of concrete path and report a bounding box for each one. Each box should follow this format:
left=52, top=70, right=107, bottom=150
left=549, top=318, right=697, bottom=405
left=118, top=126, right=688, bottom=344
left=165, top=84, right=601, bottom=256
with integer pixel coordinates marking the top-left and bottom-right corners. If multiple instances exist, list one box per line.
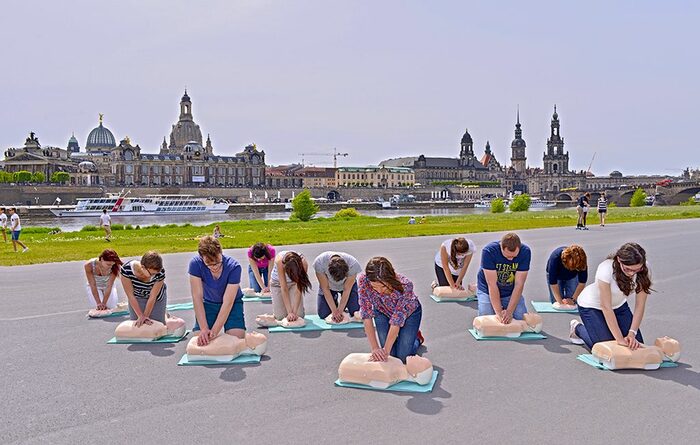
left=2, top=219, right=699, bottom=444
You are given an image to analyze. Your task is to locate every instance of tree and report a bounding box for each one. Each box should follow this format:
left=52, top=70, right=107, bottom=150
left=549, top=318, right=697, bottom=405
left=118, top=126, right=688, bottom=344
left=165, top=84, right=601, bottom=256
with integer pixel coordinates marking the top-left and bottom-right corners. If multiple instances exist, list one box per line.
left=0, top=171, right=13, bottom=183
left=15, top=171, right=32, bottom=183
left=291, top=189, right=319, bottom=221
left=630, top=188, right=647, bottom=207
left=490, top=198, right=506, bottom=213
left=31, top=172, right=45, bottom=183
left=509, top=193, right=532, bottom=212
left=51, top=171, right=70, bottom=184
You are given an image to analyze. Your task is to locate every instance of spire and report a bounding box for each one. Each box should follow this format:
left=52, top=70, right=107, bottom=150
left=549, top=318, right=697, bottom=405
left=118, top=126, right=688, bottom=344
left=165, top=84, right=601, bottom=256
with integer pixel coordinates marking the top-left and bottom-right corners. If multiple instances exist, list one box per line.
left=516, top=105, right=520, bottom=125
left=553, top=104, right=558, bottom=120
left=98, top=113, right=104, bottom=125
left=485, top=140, right=491, bottom=153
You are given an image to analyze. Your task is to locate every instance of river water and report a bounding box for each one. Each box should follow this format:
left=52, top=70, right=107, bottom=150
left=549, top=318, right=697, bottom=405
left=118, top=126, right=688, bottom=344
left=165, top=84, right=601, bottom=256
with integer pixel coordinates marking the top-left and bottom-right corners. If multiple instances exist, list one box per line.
left=23, top=206, right=562, bottom=232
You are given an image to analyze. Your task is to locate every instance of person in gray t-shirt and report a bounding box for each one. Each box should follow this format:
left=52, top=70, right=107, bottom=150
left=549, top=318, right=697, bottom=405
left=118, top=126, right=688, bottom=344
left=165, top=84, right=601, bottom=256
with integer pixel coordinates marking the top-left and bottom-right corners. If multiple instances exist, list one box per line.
left=312, top=251, right=362, bottom=322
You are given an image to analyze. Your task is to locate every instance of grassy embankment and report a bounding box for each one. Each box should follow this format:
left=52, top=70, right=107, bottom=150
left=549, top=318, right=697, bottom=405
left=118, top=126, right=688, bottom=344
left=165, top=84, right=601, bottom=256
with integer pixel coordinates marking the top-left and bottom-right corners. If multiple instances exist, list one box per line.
left=1, top=206, right=699, bottom=266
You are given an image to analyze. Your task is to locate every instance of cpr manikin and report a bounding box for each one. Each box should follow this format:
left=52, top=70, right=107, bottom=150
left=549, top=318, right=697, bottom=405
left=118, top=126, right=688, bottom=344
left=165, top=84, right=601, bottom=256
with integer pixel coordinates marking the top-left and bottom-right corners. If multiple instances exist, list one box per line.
left=114, top=314, right=186, bottom=341
left=255, top=313, right=306, bottom=328
left=338, top=353, right=433, bottom=389
left=88, top=301, right=128, bottom=318
left=551, top=301, right=577, bottom=311
left=186, top=331, right=268, bottom=362
left=472, top=313, right=543, bottom=337
left=325, top=312, right=362, bottom=324
left=242, top=287, right=272, bottom=298
left=432, top=283, right=476, bottom=300
left=591, top=336, right=681, bottom=370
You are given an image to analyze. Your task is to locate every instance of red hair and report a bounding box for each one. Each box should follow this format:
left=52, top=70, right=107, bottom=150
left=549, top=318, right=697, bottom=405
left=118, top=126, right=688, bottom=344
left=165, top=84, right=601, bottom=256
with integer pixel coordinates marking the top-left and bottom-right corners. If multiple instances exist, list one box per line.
left=99, top=249, right=123, bottom=276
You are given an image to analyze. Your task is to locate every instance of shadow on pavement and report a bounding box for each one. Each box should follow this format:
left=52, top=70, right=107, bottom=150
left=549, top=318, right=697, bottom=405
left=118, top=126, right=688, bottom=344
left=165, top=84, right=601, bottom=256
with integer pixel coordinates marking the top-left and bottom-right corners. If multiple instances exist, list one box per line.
left=127, top=343, right=177, bottom=357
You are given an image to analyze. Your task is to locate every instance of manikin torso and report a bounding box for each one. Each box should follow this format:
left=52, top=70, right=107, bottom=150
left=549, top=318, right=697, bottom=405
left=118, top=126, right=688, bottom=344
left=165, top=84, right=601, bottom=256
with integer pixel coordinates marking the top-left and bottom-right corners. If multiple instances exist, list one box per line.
left=432, top=284, right=476, bottom=299
left=472, top=313, right=543, bottom=337
left=186, top=332, right=268, bottom=362
left=591, top=337, right=681, bottom=370
left=338, top=353, right=433, bottom=389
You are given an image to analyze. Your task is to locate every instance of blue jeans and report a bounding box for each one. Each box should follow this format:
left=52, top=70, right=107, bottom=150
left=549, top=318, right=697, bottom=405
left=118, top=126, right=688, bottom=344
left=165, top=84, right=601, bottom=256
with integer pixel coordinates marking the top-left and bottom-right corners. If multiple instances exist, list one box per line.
left=248, top=266, right=269, bottom=292
left=373, top=304, right=422, bottom=363
left=547, top=274, right=579, bottom=303
left=193, top=297, right=246, bottom=332
left=476, top=289, right=527, bottom=320
left=575, top=302, right=644, bottom=350
left=317, top=283, right=360, bottom=319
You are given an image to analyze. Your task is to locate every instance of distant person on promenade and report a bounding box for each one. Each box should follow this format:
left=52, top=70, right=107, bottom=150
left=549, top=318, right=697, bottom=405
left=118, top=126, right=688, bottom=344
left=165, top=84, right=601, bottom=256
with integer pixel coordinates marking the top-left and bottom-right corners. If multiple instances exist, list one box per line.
left=120, top=251, right=168, bottom=325
left=433, top=237, right=476, bottom=290
left=546, top=245, right=587, bottom=305
left=597, top=192, right=608, bottom=226
left=213, top=225, right=223, bottom=239
left=0, top=207, right=7, bottom=243
left=84, top=249, right=123, bottom=310
left=100, top=209, right=111, bottom=242
left=8, top=208, right=28, bottom=253
left=408, top=216, right=416, bottom=224
left=190, top=236, right=245, bottom=346
left=576, top=192, right=591, bottom=230
left=569, top=243, right=650, bottom=350
left=270, top=250, right=311, bottom=322
left=476, top=233, right=530, bottom=322
left=313, top=251, right=362, bottom=322
left=248, top=242, right=275, bottom=292
left=419, top=216, right=426, bottom=224
left=358, top=256, right=423, bottom=363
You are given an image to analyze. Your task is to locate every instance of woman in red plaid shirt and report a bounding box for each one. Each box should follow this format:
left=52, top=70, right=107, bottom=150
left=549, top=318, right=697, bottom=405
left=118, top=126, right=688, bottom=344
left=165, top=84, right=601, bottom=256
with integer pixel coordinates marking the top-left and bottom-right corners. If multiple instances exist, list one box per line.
left=358, top=257, right=424, bottom=363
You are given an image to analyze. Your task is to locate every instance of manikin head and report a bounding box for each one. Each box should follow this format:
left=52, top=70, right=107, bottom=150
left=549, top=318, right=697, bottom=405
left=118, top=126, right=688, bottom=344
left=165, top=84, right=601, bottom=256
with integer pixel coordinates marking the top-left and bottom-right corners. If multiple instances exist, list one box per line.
left=561, top=245, right=587, bottom=272
left=406, top=356, right=433, bottom=384
left=500, top=233, right=521, bottom=260
left=654, top=336, right=681, bottom=362
left=522, top=313, right=543, bottom=332
left=246, top=331, right=268, bottom=349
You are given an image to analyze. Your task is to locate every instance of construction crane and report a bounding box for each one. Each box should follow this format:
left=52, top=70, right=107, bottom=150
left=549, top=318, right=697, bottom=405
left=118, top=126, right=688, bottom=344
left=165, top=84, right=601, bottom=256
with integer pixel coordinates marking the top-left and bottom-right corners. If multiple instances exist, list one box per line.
left=298, top=148, right=349, bottom=168
left=586, top=152, right=596, bottom=175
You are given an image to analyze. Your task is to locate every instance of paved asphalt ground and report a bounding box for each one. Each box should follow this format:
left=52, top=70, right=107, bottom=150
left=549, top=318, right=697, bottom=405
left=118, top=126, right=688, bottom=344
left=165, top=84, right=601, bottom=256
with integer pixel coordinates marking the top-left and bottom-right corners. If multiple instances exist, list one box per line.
left=2, top=219, right=699, bottom=444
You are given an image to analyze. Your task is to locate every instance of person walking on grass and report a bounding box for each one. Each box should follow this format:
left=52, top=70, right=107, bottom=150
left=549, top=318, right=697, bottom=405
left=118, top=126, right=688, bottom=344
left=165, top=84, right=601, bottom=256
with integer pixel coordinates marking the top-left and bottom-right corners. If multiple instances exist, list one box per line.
left=0, top=207, right=7, bottom=243
left=100, top=209, right=112, bottom=242
left=8, top=208, right=28, bottom=253
left=598, top=192, right=608, bottom=227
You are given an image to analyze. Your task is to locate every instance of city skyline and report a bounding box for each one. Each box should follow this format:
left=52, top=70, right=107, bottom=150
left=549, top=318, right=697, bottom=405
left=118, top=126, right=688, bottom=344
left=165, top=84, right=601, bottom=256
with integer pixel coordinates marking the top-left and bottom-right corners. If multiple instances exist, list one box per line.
left=2, top=0, right=698, bottom=176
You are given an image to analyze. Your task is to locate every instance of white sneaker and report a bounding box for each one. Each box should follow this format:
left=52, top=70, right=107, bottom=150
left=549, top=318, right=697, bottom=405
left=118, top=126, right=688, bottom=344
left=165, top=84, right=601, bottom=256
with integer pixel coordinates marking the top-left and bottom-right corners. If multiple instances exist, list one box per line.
left=569, top=319, right=584, bottom=345
left=430, top=280, right=438, bottom=290
left=22, top=247, right=29, bottom=253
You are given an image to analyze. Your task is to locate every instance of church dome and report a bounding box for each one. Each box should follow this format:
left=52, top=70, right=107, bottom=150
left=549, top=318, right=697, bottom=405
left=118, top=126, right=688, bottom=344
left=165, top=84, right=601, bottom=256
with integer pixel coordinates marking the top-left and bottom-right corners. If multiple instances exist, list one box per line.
left=461, top=128, right=472, bottom=144
left=86, top=116, right=116, bottom=149
left=511, top=138, right=526, bottom=149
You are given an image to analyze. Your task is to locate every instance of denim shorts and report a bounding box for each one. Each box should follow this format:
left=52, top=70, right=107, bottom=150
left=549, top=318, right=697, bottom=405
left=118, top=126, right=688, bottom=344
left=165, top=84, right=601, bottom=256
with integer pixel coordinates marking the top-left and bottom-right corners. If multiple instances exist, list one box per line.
left=194, top=297, right=246, bottom=332
left=11, top=230, right=21, bottom=241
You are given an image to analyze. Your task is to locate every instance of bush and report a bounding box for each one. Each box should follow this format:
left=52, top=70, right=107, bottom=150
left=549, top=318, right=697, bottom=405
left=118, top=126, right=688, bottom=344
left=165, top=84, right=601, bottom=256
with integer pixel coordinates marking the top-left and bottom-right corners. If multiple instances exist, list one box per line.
left=509, top=194, right=532, bottom=212
left=680, top=197, right=698, bottom=206
left=608, top=202, right=617, bottom=208
left=50, top=171, right=70, bottom=183
left=490, top=198, right=506, bottom=213
left=124, top=224, right=134, bottom=230
left=335, top=208, right=361, bottom=218
left=630, top=188, right=647, bottom=207
left=135, top=225, right=141, bottom=230
left=15, top=171, right=32, bottom=183
left=111, top=223, right=125, bottom=230
left=80, top=225, right=100, bottom=232
left=291, top=190, right=320, bottom=221
left=21, top=226, right=61, bottom=234
left=31, top=172, right=45, bottom=183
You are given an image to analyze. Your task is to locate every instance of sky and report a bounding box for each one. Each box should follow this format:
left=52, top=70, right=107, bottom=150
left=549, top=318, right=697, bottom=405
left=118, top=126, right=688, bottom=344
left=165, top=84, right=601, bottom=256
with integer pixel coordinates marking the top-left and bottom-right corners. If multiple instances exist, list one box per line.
left=1, top=0, right=698, bottom=176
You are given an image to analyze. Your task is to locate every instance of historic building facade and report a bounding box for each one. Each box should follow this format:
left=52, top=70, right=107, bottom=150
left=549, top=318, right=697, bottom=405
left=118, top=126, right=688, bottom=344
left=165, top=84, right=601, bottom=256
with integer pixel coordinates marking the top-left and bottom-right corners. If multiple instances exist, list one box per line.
left=336, top=166, right=414, bottom=188
left=2, top=91, right=266, bottom=187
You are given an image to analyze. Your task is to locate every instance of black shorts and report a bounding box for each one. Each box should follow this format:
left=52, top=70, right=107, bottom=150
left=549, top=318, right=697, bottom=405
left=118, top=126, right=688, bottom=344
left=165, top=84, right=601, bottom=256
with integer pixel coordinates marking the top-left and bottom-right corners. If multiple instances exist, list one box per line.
left=598, top=209, right=606, bottom=214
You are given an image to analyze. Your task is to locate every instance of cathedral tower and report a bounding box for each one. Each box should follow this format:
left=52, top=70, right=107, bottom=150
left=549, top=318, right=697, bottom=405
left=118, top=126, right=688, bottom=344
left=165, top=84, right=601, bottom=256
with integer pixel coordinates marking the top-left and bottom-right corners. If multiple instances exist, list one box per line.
left=510, top=108, right=527, bottom=173
left=543, top=105, right=569, bottom=174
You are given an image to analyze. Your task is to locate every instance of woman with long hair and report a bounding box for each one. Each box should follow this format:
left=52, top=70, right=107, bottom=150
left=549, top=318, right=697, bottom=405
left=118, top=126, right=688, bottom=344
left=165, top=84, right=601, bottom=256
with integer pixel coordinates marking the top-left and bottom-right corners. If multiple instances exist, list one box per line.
left=358, top=257, right=423, bottom=363
left=84, top=249, right=123, bottom=310
left=270, top=250, right=311, bottom=322
left=570, top=243, right=652, bottom=350
left=433, top=236, right=476, bottom=289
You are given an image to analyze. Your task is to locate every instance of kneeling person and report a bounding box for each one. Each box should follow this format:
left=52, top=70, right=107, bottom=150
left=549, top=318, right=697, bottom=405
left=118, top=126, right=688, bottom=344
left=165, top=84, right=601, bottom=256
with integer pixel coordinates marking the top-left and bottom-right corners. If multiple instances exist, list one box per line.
left=313, top=251, right=362, bottom=323
left=476, top=232, right=530, bottom=323
left=190, top=236, right=245, bottom=346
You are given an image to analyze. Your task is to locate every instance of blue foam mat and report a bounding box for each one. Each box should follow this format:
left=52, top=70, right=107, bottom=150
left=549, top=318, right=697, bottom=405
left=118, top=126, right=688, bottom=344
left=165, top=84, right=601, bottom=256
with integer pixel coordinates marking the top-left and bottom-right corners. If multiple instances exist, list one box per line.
left=531, top=301, right=579, bottom=313
left=177, top=354, right=261, bottom=366
left=107, top=330, right=191, bottom=344
left=429, top=294, right=477, bottom=303
left=577, top=354, right=678, bottom=370
left=166, top=302, right=194, bottom=311
left=242, top=296, right=272, bottom=302
left=335, top=370, right=438, bottom=393
left=268, top=315, right=364, bottom=332
left=468, top=328, right=546, bottom=341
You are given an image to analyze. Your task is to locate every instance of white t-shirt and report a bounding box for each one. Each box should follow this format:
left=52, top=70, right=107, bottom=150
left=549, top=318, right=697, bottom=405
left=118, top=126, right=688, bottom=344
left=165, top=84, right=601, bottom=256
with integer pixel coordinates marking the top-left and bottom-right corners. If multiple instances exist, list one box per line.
left=10, top=213, right=21, bottom=231
left=0, top=213, right=7, bottom=228
left=100, top=213, right=111, bottom=226
left=577, top=259, right=643, bottom=310
left=434, top=238, right=476, bottom=274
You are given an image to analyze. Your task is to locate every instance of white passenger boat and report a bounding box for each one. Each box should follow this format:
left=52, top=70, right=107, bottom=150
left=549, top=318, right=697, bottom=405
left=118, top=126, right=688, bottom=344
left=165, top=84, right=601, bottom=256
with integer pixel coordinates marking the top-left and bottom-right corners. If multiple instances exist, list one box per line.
left=51, top=193, right=230, bottom=217
left=530, top=198, right=556, bottom=208
left=473, top=200, right=492, bottom=208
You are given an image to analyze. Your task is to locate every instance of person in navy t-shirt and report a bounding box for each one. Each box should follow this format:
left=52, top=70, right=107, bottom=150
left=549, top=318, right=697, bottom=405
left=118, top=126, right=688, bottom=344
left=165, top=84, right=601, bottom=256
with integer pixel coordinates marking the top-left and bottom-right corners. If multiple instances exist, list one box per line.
left=189, top=236, right=245, bottom=346
left=476, top=233, right=531, bottom=323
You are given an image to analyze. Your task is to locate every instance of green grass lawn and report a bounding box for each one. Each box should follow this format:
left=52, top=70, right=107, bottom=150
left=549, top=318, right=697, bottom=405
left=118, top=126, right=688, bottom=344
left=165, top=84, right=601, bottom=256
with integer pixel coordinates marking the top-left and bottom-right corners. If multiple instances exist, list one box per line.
left=2, top=206, right=699, bottom=266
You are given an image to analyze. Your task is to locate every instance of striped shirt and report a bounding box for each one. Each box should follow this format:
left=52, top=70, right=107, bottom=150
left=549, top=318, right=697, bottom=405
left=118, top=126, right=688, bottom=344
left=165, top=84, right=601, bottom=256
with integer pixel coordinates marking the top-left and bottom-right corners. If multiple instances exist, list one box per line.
left=597, top=198, right=608, bottom=211
left=120, top=260, right=167, bottom=301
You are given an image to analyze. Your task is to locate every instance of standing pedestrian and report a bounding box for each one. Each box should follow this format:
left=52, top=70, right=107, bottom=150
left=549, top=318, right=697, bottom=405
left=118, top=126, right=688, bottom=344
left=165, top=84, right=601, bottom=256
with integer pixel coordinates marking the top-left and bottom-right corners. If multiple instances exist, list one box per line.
left=598, top=192, right=608, bottom=227
left=0, top=207, right=7, bottom=243
left=8, top=208, right=28, bottom=252
left=100, top=209, right=112, bottom=242
left=576, top=192, right=591, bottom=230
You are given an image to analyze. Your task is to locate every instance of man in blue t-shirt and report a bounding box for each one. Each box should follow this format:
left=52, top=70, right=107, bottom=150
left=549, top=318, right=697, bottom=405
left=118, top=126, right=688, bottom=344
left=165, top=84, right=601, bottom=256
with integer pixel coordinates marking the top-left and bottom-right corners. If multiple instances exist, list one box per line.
left=189, top=236, right=245, bottom=346
left=476, top=232, right=531, bottom=323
